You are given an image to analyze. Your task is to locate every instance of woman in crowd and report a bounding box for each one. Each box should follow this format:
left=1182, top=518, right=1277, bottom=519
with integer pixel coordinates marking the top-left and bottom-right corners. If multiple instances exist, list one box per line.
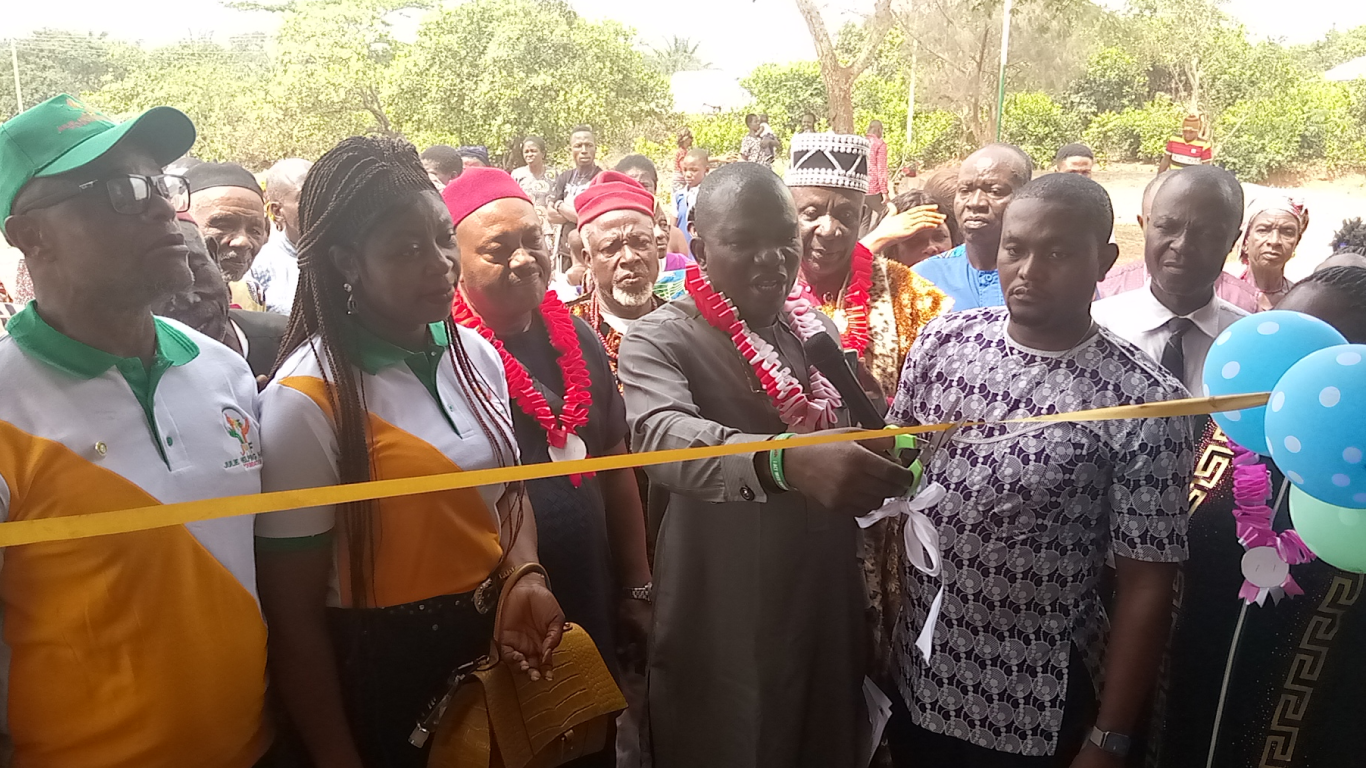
left=1155, top=265, right=1366, bottom=768
left=922, top=165, right=963, bottom=247
left=254, top=136, right=565, bottom=768
left=512, top=135, right=557, bottom=251
left=1237, top=193, right=1310, bottom=310
left=672, top=128, right=693, bottom=192
left=882, top=189, right=956, bottom=267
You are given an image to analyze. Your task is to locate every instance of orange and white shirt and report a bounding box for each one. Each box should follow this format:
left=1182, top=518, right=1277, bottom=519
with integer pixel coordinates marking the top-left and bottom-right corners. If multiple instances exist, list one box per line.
left=255, top=322, right=514, bottom=608
left=0, top=304, right=268, bottom=768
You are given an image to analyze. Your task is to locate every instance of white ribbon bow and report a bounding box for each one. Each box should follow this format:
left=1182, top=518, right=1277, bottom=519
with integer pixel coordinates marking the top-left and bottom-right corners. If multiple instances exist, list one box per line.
left=856, top=483, right=947, bottom=663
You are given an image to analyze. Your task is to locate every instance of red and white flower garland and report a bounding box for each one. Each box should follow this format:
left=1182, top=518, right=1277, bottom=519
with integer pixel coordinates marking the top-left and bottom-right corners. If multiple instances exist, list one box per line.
left=795, top=243, right=874, bottom=356
left=452, top=289, right=594, bottom=483
left=684, top=263, right=842, bottom=433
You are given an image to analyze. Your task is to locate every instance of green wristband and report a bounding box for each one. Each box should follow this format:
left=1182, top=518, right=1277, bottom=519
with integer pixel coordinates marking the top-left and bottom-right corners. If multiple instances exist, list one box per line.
left=769, top=433, right=796, bottom=492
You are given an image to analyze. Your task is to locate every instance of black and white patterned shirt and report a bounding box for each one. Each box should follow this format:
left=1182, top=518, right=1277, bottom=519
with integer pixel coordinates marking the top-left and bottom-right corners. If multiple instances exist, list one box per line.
left=888, top=308, right=1194, bottom=756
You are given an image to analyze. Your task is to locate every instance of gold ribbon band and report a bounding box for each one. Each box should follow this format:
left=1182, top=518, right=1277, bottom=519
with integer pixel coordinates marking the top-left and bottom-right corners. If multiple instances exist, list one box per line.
left=0, top=393, right=1267, bottom=548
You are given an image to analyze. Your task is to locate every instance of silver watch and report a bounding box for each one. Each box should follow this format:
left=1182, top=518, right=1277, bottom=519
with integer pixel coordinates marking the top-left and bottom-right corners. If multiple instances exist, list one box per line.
left=1088, top=727, right=1131, bottom=757
left=624, top=582, right=653, bottom=603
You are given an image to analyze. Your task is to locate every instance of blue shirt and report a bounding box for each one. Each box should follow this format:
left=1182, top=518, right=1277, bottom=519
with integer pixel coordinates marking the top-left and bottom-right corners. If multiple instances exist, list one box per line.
left=912, top=244, right=1003, bottom=311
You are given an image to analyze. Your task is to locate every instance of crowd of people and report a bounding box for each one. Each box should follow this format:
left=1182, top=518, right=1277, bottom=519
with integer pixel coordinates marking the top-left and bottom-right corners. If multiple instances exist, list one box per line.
left=0, top=90, right=1364, bottom=768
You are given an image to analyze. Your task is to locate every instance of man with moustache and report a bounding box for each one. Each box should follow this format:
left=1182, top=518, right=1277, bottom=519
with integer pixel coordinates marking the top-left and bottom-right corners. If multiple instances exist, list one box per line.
left=887, top=173, right=1193, bottom=768
left=153, top=217, right=287, bottom=378
left=569, top=171, right=664, bottom=375
left=617, top=163, right=917, bottom=768
left=913, top=143, right=1032, bottom=311
left=186, top=161, right=270, bottom=311
left=1092, top=165, right=1249, bottom=396
left=0, top=94, right=272, bottom=767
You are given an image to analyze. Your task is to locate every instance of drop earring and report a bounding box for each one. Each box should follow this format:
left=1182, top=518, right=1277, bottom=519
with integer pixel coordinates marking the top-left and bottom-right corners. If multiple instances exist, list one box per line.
left=344, top=283, right=357, bottom=314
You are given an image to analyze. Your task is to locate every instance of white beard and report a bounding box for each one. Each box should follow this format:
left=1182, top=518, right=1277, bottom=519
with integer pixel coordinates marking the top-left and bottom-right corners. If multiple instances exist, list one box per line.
left=611, top=282, right=654, bottom=309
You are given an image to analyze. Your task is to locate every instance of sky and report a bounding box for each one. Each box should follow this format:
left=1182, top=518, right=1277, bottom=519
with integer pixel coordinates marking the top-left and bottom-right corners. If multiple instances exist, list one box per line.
left=7, top=0, right=1366, bottom=78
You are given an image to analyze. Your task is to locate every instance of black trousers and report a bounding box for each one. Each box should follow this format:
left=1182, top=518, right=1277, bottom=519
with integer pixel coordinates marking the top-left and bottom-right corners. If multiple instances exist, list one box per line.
left=887, top=647, right=1096, bottom=768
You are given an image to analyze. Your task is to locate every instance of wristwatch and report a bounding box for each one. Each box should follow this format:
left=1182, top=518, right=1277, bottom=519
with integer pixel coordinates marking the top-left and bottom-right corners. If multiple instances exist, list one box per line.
left=1088, top=727, right=1131, bottom=757
left=624, top=582, right=653, bottom=604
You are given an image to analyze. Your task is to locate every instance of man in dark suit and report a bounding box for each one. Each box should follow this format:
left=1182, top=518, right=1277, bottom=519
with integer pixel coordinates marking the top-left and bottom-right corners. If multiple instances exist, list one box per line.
left=153, top=217, right=285, bottom=380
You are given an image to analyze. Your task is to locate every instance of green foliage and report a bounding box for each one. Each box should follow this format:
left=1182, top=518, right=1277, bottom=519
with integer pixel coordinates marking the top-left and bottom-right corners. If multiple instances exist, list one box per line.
left=1082, top=96, right=1183, bottom=163
left=1, top=31, right=137, bottom=122
left=1067, top=47, right=1145, bottom=118
left=684, top=112, right=748, bottom=157
left=644, top=36, right=709, bottom=76
left=388, top=0, right=668, bottom=166
left=741, top=62, right=826, bottom=134
left=1214, top=79, right=1366, bottom=182
left=1000, top=92, right=1078, bottom=168
left=906, top=110, right=972, bottom=169
left=89, top=41, right=280, bottom=166
left=1293, top=24, right=1366, bottom=73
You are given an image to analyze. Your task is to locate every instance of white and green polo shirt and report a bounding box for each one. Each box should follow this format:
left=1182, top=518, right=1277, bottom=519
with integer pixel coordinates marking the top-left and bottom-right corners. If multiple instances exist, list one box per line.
left=0, top=303, right=269, bottom=768
left=255, top=321, right=515, bottom=609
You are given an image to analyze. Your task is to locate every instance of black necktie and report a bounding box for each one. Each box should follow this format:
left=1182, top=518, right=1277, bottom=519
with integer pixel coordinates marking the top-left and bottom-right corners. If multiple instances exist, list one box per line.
left=1161, top=317, right=1195, bottom=379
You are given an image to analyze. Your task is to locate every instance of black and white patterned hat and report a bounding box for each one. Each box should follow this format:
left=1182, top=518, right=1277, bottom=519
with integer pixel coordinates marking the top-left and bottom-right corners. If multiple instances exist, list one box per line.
left=785, top=133, right=871, bottom=193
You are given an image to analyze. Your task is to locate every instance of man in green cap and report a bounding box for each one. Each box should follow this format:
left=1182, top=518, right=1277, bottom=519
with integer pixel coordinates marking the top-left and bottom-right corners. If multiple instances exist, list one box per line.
left=0, top=95, right=273, bottom=767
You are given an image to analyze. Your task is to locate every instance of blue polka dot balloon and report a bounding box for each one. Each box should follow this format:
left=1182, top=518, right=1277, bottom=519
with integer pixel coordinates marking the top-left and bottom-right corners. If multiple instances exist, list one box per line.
left=1264, top=344, right=1366, bottom=509
left=1202, top=310, right=1346, bottom=455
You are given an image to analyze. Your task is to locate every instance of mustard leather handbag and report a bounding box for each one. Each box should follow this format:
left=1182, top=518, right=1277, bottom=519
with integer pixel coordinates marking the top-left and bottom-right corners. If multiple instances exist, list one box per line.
left=417, top=563, right=627, bottom=768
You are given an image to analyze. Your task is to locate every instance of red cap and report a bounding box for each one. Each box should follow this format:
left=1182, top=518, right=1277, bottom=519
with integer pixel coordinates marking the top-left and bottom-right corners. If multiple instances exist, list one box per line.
left=575, top=170, right=656, bottom=227
left=442, top=166, right=532, bottom=228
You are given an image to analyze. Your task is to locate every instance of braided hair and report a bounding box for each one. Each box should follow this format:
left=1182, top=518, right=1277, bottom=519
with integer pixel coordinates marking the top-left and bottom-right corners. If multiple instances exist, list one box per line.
left=1331, top=217, right=1366, bottom=255
left=273, top=136, right=520, bottom=607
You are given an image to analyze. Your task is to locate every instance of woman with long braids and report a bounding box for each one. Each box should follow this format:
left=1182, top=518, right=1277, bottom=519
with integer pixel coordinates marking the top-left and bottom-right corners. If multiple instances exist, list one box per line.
left=254, top=136, right=565, bottom=768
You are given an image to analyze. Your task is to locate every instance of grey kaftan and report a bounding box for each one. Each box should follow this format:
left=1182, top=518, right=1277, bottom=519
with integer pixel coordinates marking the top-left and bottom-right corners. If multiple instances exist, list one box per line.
left=617, top=295, right=869, bottom=768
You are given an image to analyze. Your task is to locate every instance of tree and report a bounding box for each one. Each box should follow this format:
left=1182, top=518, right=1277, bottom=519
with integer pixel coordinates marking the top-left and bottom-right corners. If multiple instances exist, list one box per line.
left=88, top=40, right=276, bottom=165
left=1, top=30, right=136, bottom=121
left=741, top=61, right=827, bottom=131
left=645, top=36, right=710, bottom=76
left=894, top=0, right=1097, bottom=147
left=1292, top=24, right=1366, bottom=74
left=387, top=0, right=669, bottom=165
left=1067, top=47, right=1146, bottom=118
left=791, top=0, right=895, bottom=133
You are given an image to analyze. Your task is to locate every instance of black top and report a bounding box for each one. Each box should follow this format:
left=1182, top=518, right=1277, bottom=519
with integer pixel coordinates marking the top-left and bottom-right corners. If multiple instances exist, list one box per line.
left=1154, top=424, right=1366, bottom=768
left=229, top=308, right=287, bottom=378
left=499, top=314, right=626, bottom=674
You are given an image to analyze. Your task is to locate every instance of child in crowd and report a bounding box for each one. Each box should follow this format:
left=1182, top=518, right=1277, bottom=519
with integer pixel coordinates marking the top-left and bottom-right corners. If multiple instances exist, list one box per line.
left=673, top=148, right=709, bottom=245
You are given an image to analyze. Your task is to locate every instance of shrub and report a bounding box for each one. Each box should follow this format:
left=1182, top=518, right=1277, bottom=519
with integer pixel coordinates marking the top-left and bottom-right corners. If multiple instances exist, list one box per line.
left=1000, top=91, right=1078, bottom=168
left=685, top=111, right=749, bottom=157
left=906, top=109, right=972, bottom=169
left=1082, top=96, right=1183, bottom=163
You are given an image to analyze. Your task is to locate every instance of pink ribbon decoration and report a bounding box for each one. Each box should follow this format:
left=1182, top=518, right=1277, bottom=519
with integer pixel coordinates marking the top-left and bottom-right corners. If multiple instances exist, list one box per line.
left=1231, top=445, right=1315, bottom=605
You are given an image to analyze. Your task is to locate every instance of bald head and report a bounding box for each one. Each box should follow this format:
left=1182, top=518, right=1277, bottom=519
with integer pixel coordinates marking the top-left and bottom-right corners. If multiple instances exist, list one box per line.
left=692, top=163, right=800, bottom=326
left=264, top=158, right=312, bottom=244
left=1145, top=164, right=1244, bottom=313
left=694, top=162, right=791, bottom=241
left=955, top=143, right=1033, bottom=262
left=1139, top=170, right=1175, bottom=229
left=966, top=144, right=1033, bottom=187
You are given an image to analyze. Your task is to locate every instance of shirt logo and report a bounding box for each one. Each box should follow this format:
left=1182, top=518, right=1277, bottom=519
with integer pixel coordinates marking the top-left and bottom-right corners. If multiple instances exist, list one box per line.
left=222, top=406, right=263, bottom=470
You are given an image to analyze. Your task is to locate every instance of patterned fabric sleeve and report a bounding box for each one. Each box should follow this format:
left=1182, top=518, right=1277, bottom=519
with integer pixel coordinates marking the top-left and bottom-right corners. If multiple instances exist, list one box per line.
left=1107, top=414, right=1195, bottom=563
left=888, top=313, right=952, bottom=425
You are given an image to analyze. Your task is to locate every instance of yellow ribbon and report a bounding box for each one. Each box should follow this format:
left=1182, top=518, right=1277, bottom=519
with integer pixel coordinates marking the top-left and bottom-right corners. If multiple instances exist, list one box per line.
left=0, top=393, right=1267, bottom=548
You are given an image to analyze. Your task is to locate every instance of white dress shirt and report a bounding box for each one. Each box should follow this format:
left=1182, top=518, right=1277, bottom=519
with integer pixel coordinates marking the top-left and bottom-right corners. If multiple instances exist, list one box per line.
left=1092, top=284, right=1248, bottom=394
left=245, top=229, right=299, bottom=316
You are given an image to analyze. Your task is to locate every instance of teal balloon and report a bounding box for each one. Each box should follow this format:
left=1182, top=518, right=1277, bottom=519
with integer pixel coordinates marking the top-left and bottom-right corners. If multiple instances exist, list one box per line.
left=1289, top=485, right=1366, bottom=573
left=1202, top=310, right=1346, bottom=455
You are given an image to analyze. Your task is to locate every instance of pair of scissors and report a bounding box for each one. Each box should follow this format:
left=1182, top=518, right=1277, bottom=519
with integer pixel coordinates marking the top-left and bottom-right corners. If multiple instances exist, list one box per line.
left=892, top=393, right=963, bottom=495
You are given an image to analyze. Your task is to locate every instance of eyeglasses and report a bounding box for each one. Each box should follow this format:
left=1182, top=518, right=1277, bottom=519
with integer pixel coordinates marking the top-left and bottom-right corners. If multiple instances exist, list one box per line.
left=14, top=173, right=190, bottom=216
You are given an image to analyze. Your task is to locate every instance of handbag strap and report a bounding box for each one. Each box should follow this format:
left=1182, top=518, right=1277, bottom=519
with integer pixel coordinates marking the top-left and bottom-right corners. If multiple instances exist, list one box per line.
left=486, top=562, right=552, bottom=667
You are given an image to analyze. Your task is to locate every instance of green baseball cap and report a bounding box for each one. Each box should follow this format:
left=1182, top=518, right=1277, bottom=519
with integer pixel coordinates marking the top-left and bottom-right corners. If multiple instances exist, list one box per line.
left=0, top=94, right=196, bottom=231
